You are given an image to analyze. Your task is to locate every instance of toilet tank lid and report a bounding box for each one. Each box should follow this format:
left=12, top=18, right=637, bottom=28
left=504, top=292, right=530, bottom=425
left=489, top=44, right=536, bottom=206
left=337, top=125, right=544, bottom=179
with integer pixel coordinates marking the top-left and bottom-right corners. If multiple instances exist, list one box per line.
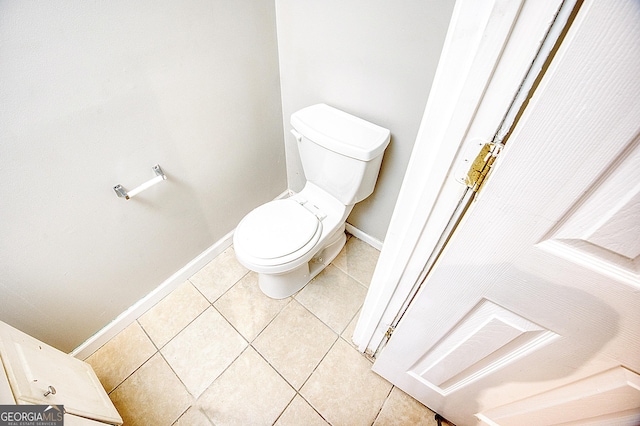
left=291, top=104, right=391, bottom=161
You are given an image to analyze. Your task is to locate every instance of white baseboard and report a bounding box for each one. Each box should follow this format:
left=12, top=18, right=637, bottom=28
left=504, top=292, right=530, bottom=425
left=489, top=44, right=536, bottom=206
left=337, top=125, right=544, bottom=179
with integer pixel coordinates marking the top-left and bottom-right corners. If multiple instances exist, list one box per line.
left=345, top=223, right=383, bottom=251
left=71, top=230, right=235, bottom=359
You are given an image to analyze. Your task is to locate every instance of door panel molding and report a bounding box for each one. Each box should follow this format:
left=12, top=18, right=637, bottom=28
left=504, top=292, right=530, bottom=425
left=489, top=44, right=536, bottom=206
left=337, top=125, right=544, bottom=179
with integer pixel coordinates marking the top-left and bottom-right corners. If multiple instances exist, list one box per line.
left=409, top=299, right=559, bottom=396
left=477, top=366, right=640, bottom=426
left=538, top=135, right=640, bottom=289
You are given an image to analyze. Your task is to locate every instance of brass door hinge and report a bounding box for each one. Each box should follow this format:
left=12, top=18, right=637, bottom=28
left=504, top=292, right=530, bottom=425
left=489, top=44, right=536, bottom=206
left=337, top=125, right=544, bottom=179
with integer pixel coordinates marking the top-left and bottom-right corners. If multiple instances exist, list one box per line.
left=385, top=325, right=396, bottom=340
left=465, top=142, right=504, bottom=193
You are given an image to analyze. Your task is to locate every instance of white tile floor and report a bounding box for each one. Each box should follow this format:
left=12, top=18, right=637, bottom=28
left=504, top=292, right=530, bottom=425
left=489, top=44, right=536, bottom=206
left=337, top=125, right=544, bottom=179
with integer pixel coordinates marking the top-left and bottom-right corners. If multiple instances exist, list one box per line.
left=86, top=236, right=442, bottom=426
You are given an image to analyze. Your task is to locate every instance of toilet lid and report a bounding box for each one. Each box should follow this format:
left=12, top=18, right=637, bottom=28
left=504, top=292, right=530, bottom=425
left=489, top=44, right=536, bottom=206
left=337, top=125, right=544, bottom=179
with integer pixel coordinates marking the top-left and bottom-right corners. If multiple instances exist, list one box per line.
left=236, top=199, right=321, bottom=260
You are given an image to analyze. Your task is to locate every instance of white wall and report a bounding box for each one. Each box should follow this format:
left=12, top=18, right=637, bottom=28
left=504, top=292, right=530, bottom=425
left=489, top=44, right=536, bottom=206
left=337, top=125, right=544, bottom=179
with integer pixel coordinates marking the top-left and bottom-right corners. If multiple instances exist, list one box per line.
left=0, top=1, right=286, bottom=352
left=276, top=0, right=455, bottom=242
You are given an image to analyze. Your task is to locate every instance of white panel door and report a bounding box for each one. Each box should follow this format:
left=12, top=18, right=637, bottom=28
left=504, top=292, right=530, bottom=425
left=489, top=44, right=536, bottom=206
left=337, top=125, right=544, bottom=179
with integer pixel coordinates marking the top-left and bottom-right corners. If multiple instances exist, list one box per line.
left=373, top=0, right=640, bottom=425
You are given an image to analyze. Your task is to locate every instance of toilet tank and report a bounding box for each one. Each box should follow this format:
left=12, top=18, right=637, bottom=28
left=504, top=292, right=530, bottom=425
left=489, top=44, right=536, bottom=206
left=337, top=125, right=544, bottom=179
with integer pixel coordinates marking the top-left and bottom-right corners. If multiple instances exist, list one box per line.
left=291, top=104, right=391, bottom=205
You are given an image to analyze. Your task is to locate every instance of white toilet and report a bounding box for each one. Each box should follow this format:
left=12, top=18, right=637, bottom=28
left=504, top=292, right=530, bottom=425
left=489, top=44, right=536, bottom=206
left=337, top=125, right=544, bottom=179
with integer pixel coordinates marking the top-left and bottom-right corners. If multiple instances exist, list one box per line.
left=233, top=104, right=390, bottom=299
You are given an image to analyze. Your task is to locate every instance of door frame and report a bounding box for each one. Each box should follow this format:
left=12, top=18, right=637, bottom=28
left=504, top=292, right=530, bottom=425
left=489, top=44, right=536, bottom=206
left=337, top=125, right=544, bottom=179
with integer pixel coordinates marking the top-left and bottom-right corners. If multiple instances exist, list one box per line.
left=353, top=0, right=579, bottom=355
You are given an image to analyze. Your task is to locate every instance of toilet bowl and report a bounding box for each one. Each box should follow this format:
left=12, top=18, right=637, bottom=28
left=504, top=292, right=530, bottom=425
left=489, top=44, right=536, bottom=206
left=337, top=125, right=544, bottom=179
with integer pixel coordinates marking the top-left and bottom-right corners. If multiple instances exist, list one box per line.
left=233, top=104, right=390, bottom=299
left=234, top=182, right=351, bottom=298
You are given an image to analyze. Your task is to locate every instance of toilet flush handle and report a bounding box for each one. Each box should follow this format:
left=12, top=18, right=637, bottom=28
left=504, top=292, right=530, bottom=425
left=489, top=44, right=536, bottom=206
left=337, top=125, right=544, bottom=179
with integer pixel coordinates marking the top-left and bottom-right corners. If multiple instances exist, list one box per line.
left=290, top=129, right=303, bottom=143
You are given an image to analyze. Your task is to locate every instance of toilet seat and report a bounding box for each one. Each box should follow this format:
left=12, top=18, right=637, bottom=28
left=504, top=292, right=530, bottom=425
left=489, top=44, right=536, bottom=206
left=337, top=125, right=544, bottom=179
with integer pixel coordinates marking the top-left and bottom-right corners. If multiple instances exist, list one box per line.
left=234, top=199, right=323, bottom=268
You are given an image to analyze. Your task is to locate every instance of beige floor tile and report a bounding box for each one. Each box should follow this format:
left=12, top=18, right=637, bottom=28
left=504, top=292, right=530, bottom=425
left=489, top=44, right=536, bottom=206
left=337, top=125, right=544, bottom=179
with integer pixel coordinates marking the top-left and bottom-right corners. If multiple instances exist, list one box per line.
left=295, top=264, right=367, bottom=334
left=301, top=339, right=392, bottom=426
left=197, top=347, right=296, bottom=425
left=341, top=309, right=360, bottom=348
left=138, top=280, right=210, bottom=348
left=189, top=247, right=248, bottom=303
left=109, top=353, right=192, bottom=426
left=275, top=395, right=329, bottom=426
left=214, top=272, right=289, bottom=341
left=253, top=300, right=337, bottom=389
left=85, top=322, right=156, bottom=393
left=161, top=307, right=247, bottom=397
left=333, top=236, right=380, bottom=287
left=174, top=406, right=214, bottom=426
left=373, top=387, right=439, bottom=426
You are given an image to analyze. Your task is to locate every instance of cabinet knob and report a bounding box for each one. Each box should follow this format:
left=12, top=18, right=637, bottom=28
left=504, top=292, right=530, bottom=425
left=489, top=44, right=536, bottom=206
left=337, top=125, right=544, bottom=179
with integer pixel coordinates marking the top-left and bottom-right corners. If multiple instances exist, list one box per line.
left=43, top=385, right=56, bottom=397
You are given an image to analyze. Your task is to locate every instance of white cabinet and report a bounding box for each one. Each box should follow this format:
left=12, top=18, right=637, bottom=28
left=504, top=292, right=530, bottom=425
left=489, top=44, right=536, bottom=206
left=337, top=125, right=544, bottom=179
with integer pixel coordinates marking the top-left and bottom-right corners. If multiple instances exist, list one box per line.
left=0, top=321, right=122, bottom=425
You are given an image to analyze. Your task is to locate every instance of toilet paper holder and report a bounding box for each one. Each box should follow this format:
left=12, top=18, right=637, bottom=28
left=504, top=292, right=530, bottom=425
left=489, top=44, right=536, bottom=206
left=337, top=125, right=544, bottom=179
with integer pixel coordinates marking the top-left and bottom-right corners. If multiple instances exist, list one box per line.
left=113, top=164, right=166, bottom=200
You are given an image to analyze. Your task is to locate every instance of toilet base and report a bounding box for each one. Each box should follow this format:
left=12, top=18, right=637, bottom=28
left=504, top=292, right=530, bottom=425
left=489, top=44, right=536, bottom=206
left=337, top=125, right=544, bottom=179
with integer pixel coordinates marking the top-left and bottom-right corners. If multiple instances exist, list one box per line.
left=257, top=228, right=347, bottom=299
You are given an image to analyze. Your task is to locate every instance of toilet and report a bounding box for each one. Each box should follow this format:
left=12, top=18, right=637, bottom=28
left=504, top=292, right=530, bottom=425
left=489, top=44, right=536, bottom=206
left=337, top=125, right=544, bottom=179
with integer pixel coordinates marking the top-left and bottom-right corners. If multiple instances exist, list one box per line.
left=233, top=104, right=390, bottom=299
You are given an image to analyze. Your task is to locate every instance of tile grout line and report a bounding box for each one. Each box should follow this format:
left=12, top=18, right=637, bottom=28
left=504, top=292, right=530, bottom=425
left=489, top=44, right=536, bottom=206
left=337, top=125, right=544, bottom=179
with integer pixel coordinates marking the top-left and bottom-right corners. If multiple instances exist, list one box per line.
left=107, top=271, right=248, bottom=409
left=246, top=261, right=373, bottom=424
left=135, top=319, right=199, bottom=422
left=245, top=292, right=344, bottom=425
left=188, top=267, right=251, bottom=305
left=103, top=237, right=383, bottom=425
left=279, top=335, right=343, bottom=426
left=370, top=384, right=396, bottom=426
left=105, top=320, right=158, bottom=397
left=164, top=268, right=290, bottom=416
left=247, top=297, right=336, bottom=422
